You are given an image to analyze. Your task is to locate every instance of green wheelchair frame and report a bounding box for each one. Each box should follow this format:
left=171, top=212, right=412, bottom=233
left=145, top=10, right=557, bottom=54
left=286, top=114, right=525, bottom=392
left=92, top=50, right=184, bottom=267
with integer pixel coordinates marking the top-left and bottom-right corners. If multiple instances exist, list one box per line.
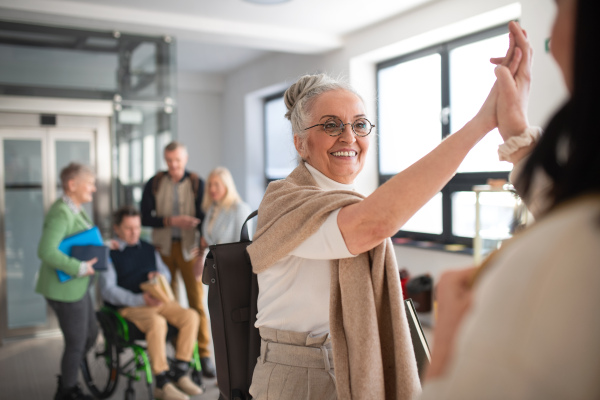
left=81, top=306, right=202, bottom=400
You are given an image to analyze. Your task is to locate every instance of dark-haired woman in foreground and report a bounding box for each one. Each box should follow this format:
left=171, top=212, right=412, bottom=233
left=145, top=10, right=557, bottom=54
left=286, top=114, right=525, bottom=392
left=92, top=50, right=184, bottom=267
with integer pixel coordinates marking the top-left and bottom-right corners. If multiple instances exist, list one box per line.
left=421, top=0, right=600, bottom=398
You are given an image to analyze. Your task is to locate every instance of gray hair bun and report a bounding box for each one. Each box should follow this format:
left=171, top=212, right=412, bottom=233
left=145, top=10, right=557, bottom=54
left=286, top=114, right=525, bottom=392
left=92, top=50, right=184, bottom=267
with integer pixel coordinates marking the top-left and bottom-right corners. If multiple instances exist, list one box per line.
left=284, top=74, right=334, bottom=121
left=283, top=73, right=360, bottom=137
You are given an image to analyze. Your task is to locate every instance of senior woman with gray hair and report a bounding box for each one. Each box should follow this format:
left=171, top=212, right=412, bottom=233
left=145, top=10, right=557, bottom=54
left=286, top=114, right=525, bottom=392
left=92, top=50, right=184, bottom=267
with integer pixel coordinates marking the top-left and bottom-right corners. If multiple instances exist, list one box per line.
left=247, top=25, right=526, bottom=400
left=36, top=162, right=99, bottom=400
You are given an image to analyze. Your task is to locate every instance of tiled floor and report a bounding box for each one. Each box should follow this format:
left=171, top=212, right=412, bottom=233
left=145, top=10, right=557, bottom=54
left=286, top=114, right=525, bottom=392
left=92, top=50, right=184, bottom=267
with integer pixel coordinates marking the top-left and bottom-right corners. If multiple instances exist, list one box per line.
left=0, top=326, right=435, bottom=400
left=0, top=334, right=220, bottom=400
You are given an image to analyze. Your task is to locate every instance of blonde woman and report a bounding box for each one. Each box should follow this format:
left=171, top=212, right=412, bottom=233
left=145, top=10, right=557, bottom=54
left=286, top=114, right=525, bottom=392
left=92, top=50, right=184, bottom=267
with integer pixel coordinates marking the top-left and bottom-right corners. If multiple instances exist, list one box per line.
left=200, top=167, right=252, bottom=248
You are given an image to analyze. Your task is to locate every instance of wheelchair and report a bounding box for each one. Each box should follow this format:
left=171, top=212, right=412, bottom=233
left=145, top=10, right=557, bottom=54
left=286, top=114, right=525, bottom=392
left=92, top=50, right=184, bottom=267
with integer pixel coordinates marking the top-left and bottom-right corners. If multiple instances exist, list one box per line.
left=81, top=306, right=203, bottom=400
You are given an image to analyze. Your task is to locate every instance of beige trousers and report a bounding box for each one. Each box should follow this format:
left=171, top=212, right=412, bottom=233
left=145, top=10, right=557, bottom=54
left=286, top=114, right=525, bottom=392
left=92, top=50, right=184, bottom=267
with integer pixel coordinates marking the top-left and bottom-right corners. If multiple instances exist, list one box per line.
left=161, top=241, right=212, bottom=357
left=249, top=327, right=337, bottom=400
left=119, top=301, right=199, bottom=375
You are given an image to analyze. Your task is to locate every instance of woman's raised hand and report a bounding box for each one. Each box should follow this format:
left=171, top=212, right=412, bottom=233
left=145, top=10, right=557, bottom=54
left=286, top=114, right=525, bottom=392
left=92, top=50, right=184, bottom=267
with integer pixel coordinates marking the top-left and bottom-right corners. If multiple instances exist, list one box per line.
left=492, top=21, right=533, bottom=141
left=474, top=21, right=524, bottom=132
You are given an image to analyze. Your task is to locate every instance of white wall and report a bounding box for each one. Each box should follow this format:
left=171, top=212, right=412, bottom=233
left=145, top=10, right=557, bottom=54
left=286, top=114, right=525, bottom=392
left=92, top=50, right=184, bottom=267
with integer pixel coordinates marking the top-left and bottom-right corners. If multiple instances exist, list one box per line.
left=220, top=53, right=326, bottom=209
left=521, top=0, right=569, bottom=126
left=177, top=71, right=224, bottom=179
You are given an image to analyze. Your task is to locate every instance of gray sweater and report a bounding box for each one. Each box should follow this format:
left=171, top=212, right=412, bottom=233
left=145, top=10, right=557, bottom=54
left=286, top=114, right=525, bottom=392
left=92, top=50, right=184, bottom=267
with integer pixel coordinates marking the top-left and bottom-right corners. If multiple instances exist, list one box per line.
left=202, top=201, right=252, bottom=245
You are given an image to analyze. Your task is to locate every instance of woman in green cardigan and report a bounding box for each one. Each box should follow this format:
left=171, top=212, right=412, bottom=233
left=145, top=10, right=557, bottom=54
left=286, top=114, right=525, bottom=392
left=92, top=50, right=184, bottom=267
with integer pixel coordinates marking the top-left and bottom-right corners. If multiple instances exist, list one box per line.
left=36, top=163, right=99, bottom=400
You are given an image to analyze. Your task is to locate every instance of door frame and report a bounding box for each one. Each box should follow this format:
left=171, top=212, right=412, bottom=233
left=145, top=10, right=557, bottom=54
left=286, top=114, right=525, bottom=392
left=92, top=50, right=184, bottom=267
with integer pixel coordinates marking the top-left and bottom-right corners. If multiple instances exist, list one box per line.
left=0, top=96, right=112, bottom=343
left=0, top=129, right=55, bottom=339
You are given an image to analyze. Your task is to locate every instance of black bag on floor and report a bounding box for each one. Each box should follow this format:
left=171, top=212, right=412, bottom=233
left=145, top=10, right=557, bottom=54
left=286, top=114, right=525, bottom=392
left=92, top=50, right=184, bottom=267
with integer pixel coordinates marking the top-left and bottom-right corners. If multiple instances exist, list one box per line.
left=202, top=211, right=260, bottom=400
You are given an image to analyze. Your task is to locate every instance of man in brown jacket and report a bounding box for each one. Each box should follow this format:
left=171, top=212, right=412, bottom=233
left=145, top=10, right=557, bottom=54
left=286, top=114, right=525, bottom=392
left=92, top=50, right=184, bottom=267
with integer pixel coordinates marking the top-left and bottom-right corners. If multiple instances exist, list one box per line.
left=141, top=141, right=215, bottom=378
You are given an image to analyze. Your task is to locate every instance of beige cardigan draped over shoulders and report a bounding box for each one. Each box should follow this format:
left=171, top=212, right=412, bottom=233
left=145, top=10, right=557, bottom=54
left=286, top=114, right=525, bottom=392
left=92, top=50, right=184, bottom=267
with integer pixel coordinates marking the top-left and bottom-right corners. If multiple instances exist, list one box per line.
left=247, top=162, right=420, bottom=400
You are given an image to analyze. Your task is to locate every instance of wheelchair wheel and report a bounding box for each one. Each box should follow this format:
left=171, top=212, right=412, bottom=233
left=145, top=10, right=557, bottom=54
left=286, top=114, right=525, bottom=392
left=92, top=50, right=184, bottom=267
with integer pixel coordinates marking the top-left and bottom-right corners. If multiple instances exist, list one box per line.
left=81, top=331, right=120, bottom=398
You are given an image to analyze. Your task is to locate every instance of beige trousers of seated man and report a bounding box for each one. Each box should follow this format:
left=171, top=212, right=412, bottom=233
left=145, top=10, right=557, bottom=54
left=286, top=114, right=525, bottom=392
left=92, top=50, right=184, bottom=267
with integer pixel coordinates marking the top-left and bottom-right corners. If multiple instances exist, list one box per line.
left=119, top=301, right=199, bottom=374
left=160, top=241, right=212, bottom=358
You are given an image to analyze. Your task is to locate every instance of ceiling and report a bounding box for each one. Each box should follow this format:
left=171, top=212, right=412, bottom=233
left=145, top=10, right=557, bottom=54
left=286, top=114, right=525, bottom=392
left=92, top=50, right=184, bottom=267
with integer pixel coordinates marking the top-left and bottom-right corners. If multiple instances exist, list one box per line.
left=0, top=0, right=436, bottom=73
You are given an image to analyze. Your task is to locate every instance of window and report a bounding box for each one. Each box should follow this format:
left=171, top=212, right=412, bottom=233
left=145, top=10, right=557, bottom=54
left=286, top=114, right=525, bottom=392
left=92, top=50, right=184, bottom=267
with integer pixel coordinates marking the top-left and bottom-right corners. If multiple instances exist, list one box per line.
left=377, top=24, right=515, bottom=246
left=264, top=93, right=297, bottom=183
left=116, top=104, right=172, bottom=206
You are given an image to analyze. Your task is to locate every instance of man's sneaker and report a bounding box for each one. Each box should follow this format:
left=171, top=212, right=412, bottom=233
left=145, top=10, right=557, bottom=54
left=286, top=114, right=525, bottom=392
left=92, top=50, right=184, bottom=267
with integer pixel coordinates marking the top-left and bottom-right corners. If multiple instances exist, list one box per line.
left=200, top=357, right=216, bottom=378
left=153, top=382, right=189, bottom=400
left=175, top=375, right=204, bottom=396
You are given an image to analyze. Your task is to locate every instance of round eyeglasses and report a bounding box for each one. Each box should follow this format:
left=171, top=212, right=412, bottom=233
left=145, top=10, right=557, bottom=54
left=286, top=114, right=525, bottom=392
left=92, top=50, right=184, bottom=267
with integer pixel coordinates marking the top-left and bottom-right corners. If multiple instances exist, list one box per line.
left=303, top=117, right=375, bottom=137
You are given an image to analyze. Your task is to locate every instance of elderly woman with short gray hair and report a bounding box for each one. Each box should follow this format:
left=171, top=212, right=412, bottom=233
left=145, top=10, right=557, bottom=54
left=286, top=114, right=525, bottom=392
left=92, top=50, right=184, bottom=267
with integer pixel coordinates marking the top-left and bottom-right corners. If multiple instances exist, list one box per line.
left=36, top=162, right=99, bottom=400
left=247, top=30, right=526, bottom=400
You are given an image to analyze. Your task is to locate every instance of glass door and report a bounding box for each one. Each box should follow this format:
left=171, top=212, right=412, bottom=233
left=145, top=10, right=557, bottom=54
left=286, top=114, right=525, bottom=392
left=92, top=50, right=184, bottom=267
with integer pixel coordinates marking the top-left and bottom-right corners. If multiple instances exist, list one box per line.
left=0, top=127, right=95, bottom=340
left=0, top=130, right=50, bottom=334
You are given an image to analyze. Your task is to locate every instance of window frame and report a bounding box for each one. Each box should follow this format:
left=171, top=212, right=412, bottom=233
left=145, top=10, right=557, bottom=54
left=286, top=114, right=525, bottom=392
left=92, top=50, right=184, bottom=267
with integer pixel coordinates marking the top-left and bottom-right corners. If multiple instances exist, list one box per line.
left=376, top=23, right=511, bottom=246
left=263, top=90, right=293, bottom=185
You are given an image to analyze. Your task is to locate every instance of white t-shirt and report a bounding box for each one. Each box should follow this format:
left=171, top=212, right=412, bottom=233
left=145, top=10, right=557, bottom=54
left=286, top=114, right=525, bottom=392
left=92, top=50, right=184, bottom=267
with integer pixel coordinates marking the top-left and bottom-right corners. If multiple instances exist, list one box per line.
left=255, top=163, right=357, bottom=336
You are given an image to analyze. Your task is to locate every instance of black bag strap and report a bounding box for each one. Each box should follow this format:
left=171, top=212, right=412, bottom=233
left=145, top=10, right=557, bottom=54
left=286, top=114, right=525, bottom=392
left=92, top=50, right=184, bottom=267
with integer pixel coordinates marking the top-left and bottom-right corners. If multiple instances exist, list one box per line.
left=240, top=210, right=258, bottom=242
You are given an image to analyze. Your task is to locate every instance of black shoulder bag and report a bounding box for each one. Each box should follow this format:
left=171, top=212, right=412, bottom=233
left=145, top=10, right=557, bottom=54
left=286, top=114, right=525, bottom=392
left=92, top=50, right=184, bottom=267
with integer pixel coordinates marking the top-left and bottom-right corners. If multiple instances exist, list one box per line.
left=202, top=210, right=260, bottom=400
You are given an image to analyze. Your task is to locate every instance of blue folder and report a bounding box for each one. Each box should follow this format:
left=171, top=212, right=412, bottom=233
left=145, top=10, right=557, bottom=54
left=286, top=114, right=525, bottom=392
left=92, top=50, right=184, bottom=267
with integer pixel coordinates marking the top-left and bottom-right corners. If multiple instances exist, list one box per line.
left=57, top=226, right=105, bottom=283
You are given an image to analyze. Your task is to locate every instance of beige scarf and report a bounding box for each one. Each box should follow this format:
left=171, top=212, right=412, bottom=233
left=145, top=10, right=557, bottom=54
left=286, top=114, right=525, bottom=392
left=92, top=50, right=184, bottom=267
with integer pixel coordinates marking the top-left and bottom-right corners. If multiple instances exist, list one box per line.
left=247, top=163, right=420, bottom=400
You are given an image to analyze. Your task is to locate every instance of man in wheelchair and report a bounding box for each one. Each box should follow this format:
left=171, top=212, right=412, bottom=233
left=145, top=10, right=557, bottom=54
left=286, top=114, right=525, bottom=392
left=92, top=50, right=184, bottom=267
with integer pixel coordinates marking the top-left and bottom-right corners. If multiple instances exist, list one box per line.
left=99, top=206, right=203, bottom=400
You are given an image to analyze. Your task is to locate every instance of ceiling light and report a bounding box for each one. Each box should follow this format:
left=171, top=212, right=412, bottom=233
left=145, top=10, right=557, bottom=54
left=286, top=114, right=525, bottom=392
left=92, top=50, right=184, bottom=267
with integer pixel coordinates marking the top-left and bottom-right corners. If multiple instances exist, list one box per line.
left=243, top=0, right=292, bottom=4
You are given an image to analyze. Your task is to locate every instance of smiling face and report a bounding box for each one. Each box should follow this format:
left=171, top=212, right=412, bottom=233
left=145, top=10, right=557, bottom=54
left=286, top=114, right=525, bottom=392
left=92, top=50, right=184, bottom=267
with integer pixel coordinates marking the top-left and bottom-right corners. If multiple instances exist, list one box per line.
left=551, top=0, right=577, bottom=92
left=208, top=174, right=227, bottom=202
left=114, top=215, right=142, bottom=246
left=294, top=89, right=370, bottom=184
left=67, top=173, right=96, bottom=206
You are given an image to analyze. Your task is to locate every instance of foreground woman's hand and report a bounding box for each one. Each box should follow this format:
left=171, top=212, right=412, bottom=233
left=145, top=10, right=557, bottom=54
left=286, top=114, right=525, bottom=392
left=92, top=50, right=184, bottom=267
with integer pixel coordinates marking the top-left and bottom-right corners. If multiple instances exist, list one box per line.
left=425, top=267, right=476, bottom=380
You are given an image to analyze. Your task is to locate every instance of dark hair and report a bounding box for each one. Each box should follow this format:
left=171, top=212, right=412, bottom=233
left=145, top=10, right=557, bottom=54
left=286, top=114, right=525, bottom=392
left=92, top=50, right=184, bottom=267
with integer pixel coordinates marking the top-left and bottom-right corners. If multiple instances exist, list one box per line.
left=520, top=0, right=600, bottom=208
left=59, top=162, right=94, bottom=192
left=113, top=205, right=140, bottom=226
